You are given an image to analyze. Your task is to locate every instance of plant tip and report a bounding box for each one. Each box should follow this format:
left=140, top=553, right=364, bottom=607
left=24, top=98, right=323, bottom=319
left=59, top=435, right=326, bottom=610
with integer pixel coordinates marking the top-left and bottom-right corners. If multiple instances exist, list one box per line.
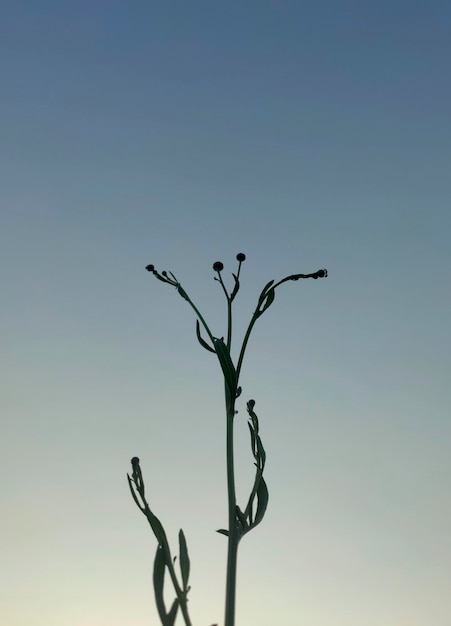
left=145, top=264, right=154, bottom=272
left=213, top=261, right=224, bottom=272
left=236, top=253, right=246, bottom=262
left=131, top=456, right=140, bottom=466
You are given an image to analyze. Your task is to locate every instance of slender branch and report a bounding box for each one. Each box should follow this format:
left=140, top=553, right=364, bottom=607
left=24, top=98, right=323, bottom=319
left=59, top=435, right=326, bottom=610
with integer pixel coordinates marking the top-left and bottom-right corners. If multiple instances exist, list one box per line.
left=236, top=309, right=259, bottom=383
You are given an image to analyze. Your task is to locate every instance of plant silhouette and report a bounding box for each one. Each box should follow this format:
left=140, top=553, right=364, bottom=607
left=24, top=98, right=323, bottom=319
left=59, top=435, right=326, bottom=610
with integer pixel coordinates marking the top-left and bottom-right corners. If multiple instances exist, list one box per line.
left=127, top=254, right=327, bottom=626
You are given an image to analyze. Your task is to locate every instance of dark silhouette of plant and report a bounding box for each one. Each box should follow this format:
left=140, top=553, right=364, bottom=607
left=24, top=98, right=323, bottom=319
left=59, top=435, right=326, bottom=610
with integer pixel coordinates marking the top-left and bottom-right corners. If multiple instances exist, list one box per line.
left=127, top=254, right=327, bottom=626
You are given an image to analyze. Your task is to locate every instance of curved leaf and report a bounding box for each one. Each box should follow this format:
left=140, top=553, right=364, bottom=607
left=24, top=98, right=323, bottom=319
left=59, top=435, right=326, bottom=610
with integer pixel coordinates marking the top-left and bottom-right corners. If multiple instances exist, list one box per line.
left=196, top=319, right=215, bottom=353
left=252, top=477, right=269, bottom=528
left=230, top=272, right=240, bottom=300
left=153, top=546, right=179, bottom=626
left=257, top=279, right=275, bottom=307
left=257, top=287, right=275, bottom=317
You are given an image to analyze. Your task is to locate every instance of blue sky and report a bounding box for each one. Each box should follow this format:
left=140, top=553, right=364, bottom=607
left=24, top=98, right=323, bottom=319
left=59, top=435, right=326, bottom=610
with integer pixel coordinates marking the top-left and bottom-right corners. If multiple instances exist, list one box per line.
left=1, top=2, right=450, bottom=625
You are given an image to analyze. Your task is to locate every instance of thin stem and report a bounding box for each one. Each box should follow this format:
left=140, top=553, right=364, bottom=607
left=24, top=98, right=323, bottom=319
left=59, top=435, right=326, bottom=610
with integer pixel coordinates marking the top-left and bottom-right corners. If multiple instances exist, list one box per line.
left=216, top=272, right=233, bottom=350
left=226, top=297, right=232, bottom=350
left=224, top=403, right=239, bottom=626
left=236, top=270, right=326, bottom=380
left=224, top=286, right=238, bottom=626
left=217, top=272, right=230, bottom=301
left=236, top=310, right=259, bottom=383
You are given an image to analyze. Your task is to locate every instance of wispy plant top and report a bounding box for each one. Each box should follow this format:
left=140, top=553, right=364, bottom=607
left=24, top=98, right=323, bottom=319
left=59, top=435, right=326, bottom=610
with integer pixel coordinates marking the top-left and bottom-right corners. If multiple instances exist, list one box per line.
left=145, top=254, right=327, bottom=380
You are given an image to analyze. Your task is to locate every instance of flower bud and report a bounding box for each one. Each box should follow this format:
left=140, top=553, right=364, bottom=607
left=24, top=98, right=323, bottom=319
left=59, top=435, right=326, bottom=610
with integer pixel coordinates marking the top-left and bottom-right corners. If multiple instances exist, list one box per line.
left=213, top=261, right=224, bottom=272
left=236, top=253, right=246, bottom=262
left=145, top=265, right=154, bottom=272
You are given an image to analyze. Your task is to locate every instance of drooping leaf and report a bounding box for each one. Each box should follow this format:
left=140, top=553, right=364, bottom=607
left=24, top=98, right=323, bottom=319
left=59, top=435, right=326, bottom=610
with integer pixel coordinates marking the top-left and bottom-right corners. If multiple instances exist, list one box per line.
left=196, top=319, right=215, bottom=353
left=178, top=529, right=190, bottom=591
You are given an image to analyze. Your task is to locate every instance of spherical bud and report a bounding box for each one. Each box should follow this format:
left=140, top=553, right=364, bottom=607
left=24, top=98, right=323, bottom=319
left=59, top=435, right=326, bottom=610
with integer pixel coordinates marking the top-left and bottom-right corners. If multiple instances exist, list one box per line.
left=317, top=269, right=328, bottom=278
left=131, top=456, right=140, bottom=466
left=248, top=399, right=255, bottom=409
left=213, top=261, right=224, bottom=272
left=236, top=253, right=246, bottom=262
left=145, top=264, right=155, bottom=272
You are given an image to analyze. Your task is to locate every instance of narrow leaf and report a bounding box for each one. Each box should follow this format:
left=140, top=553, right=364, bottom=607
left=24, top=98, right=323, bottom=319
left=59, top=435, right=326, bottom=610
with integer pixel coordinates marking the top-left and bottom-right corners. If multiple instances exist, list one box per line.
left=247, top=421, right=257, bottom=455
left=248, top=498, right=254, bottom=525
left=252, top=477, right=269, bottom=528
left=143, top=509, right=167, bottom=545
left=230, top=272, right=240, bottom=300
left=196, top=319, right=215, bottom=353
left=216, top=528, right=229, bottom=537
left=127, top=475, right=145, bottom=512
left=257, top=287, right=275, bottom=316
left=255, top=434, right=266, bottom=468
left=177, top=284, right=189, bottom=301
left=153, top=546, right=168, bottom=625
left=178, top=529, right=190, bottom=591
left=257, top=279, right=275, bottom=307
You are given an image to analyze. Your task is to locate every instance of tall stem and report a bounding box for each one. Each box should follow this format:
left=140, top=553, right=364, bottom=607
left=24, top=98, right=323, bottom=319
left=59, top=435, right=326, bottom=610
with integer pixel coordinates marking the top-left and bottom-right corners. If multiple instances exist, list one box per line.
left=224, top=400, right=239, bottom=626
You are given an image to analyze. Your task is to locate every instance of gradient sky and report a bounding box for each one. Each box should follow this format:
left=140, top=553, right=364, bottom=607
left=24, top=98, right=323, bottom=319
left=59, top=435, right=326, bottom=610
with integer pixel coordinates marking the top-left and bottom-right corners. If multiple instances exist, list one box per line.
left=1, top=2, right=450, bottom=625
